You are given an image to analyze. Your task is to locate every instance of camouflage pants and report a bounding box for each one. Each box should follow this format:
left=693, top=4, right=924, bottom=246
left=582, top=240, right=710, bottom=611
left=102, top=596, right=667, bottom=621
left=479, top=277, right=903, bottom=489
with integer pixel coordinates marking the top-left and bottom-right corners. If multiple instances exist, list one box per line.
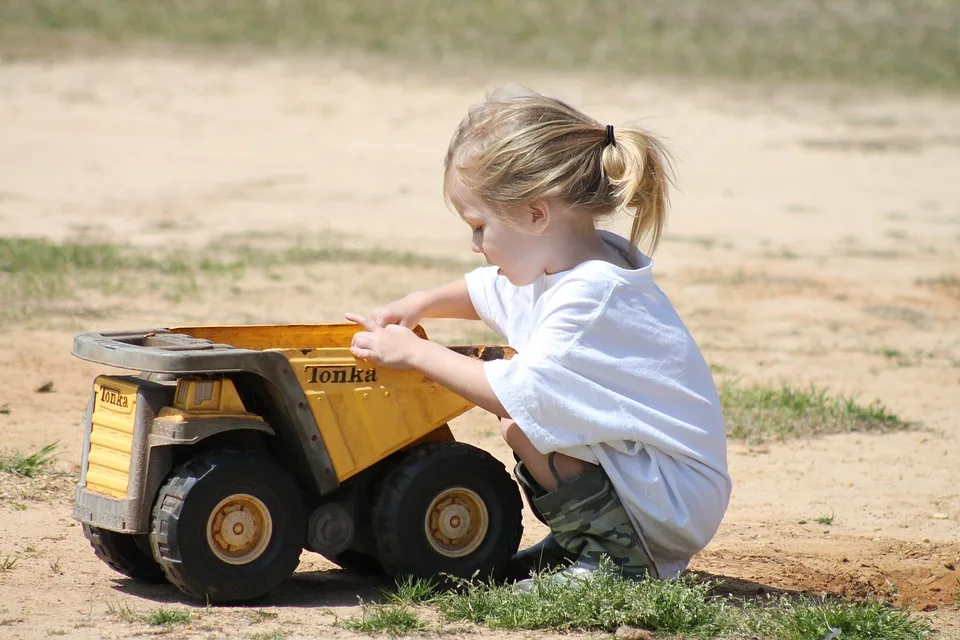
left=517, top=458, right=654, bottom=579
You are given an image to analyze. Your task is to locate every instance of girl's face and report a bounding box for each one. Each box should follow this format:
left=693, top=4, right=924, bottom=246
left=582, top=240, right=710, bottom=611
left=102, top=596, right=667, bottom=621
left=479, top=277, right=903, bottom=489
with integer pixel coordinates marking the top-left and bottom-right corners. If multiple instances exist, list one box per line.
left=456, top=194, right=550, bottom=287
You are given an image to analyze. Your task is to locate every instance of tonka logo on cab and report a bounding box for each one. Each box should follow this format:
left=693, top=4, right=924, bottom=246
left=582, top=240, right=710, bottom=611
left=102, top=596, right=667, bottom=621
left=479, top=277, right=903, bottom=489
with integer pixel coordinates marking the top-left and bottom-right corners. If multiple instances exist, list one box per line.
left=99, top=386, right=129, bottom=409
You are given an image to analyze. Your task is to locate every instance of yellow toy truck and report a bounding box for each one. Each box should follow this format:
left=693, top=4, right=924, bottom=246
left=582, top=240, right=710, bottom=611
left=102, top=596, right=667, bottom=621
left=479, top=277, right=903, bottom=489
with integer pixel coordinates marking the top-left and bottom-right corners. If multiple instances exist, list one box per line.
left=71, top=324, right=522, bottom=603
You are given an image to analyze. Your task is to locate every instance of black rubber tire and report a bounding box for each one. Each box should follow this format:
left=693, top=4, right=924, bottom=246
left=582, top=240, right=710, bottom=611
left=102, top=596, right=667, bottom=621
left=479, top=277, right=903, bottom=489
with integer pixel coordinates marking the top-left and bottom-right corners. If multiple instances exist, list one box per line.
left=83, top=524, right=167, bottom=583
left=372, top=442, right=523, bottom=581
left=324, top=549, right=385, bottom=576
left=149, top=450, right=305, bottom=603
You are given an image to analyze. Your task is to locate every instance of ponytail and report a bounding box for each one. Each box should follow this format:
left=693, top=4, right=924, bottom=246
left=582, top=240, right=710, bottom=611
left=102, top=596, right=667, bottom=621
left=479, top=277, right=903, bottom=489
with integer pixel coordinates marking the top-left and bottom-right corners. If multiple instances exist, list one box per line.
left=601, top=128, right=673, bottom=254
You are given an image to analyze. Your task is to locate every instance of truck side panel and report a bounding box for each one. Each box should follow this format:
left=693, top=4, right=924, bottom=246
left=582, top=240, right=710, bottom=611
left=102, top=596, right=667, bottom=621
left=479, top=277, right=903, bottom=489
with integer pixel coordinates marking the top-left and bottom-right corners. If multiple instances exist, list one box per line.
left=279, top=348, right=470, bottom=481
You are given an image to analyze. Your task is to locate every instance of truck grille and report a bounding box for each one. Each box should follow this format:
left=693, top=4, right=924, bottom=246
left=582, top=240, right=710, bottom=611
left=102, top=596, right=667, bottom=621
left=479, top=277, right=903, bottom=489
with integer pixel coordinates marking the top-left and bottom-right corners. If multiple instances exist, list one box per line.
left=85, top=377, right=139, bottom=498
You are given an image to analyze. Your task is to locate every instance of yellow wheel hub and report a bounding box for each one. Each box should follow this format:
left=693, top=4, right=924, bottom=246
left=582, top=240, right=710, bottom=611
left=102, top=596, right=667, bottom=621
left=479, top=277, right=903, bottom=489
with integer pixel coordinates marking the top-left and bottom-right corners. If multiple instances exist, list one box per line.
left=206, top=494, right=273, bottom=565
left=424, top=487, right=488, bottom=558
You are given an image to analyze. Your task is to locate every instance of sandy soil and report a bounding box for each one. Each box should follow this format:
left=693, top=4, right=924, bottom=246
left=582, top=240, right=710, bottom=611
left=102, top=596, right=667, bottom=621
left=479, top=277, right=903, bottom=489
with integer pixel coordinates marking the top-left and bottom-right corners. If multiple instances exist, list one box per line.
left=0, top=54, right=958, bottom=638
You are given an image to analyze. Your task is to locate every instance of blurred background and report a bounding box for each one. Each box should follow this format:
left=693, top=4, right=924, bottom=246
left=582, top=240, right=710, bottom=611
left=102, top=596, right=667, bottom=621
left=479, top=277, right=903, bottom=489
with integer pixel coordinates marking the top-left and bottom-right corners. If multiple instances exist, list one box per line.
left=2, top=0, right=958, bottom=89
left=0, top=2, right=958, bottom=639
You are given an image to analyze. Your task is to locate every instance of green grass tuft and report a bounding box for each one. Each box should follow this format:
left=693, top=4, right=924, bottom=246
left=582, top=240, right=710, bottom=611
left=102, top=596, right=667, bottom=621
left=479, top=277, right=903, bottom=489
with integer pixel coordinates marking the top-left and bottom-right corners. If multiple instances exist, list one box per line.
left=388, top=575, right=439, bottom=605
left=815, top=511, right=836, bottom=526
left=340, top=603, right=428, bottom=637
left=0, top=442, right=58, bottom=477
left=433, top=563, right=730, bottom=635
left=752, top=596, right=932, bottom=640
left=720, top=382, right=908, bottom=444
left=145, top=607, right=193, bottom=626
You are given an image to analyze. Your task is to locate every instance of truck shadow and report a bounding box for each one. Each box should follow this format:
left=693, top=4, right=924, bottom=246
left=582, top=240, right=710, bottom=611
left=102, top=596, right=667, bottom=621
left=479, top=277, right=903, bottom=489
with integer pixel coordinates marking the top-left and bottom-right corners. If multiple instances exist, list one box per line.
left=110, top=568, right=392, bottom=608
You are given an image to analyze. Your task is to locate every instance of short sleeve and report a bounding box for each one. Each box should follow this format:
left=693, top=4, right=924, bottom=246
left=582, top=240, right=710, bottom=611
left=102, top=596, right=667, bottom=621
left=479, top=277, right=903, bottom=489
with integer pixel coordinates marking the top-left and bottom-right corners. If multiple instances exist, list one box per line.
left=464, top=266, right=510, bottom=338
left=482, top=280, right=615, bottom=453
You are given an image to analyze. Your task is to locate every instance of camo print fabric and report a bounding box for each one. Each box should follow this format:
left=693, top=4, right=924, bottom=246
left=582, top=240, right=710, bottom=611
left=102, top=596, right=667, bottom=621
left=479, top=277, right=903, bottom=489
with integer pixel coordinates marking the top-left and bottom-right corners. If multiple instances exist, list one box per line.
left=525, top=462, right=654, bottom=579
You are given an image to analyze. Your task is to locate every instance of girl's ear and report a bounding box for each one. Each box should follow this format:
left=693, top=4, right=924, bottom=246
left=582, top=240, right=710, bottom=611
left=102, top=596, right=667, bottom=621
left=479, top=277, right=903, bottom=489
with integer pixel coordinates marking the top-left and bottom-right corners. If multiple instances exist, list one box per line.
left=527, top=199, right=551, bottom=234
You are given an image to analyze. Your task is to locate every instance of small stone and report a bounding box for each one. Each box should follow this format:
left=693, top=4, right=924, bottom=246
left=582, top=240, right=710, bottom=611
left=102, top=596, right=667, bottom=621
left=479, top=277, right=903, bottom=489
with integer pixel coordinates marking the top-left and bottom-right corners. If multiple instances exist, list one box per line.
left=615, top=626, right=655, bottom=640
left=921, top=604, right=938, bottom=612
left=932, top=513, right=949, bottom=520
left=945, top=562, right=956, bottom=570
left=921, top=537, right=930, bottom=543
left=34, top=380, right=54, bottom=393
left=798, top=520, right=808, bottom=525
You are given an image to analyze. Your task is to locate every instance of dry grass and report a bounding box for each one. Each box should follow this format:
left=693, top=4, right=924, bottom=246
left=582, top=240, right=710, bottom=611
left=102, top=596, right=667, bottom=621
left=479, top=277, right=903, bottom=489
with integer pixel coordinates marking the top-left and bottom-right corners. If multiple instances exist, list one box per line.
left=0, top=0, right=957, bottom=90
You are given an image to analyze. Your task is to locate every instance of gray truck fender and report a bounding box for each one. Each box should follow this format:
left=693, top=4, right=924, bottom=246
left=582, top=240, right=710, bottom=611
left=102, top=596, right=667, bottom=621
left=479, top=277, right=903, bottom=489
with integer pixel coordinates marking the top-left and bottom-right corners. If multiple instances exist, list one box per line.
left=149, top=417, right=276, bottom=447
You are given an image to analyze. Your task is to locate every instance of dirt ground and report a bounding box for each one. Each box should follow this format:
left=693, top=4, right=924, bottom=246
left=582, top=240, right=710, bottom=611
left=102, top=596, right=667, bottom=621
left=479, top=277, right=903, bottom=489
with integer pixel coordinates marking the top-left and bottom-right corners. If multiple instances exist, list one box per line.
left=1, top=54, right=958, bottom=639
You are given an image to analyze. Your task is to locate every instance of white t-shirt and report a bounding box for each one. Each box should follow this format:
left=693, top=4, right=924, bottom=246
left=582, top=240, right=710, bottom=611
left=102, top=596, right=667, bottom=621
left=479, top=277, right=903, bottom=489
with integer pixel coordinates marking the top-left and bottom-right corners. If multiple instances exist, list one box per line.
left=465, top=231, right=731, bottom=579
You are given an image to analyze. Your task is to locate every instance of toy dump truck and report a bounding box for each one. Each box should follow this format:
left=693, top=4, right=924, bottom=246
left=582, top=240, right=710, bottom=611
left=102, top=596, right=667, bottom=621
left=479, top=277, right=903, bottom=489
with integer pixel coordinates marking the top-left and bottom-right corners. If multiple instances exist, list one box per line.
left=70, top=324, right=522, bottom=603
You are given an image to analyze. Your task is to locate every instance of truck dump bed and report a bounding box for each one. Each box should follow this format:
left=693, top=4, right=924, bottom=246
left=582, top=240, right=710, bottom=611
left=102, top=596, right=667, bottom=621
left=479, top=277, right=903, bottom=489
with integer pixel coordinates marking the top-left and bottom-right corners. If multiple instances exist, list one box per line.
left=73, top=325, right=510, bottom=483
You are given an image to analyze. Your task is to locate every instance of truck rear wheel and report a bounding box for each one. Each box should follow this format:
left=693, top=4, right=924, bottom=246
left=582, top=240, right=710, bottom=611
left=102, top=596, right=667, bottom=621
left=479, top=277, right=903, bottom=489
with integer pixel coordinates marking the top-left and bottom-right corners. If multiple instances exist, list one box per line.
left=83, top=524, right=167, bottom=583
left=372, top=442, right=523, bottom=581
left=150, top=450, right=305, bottom=603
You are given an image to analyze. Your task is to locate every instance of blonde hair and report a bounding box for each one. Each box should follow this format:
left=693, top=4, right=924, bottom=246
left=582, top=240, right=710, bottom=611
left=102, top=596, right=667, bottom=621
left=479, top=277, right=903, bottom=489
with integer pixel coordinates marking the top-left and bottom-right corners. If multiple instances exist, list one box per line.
left=444, top=88, right=674, bottom=254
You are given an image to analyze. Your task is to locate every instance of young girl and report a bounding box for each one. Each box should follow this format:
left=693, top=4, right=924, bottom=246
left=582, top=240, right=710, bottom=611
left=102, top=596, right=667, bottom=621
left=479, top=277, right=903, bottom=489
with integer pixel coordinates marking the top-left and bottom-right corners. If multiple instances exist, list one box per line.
left=346, top=88, right=731, bottom=587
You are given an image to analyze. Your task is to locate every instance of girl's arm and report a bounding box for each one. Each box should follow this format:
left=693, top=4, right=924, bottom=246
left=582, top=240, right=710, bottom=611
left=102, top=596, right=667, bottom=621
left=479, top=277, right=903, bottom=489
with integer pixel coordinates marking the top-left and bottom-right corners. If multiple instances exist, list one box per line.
left=373, top=278, right=479, bottom=327
left=409, top=339, right=507, bottom=417
left=346, top=313, right=507, bottom=418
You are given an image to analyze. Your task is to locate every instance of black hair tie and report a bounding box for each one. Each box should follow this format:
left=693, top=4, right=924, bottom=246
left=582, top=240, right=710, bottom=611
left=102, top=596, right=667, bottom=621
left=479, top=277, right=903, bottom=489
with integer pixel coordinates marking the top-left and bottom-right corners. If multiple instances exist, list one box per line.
left=604, top=124, right=616, bottom=147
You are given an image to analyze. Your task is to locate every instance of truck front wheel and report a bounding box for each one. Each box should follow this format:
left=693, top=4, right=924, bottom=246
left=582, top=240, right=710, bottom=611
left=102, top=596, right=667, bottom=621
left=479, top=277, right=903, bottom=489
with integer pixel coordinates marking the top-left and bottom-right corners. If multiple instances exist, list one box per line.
left=150, top=450, right=305, bottom=603
left=83, top=524, right=167, bottom=583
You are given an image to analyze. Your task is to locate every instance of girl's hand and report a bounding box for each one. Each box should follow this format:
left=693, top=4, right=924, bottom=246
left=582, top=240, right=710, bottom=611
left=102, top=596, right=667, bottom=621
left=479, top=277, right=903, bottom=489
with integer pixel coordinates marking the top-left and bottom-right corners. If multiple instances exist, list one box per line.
left=370, top=293, right=426, bottom=329
left=346, top=313, right=424, bottom=369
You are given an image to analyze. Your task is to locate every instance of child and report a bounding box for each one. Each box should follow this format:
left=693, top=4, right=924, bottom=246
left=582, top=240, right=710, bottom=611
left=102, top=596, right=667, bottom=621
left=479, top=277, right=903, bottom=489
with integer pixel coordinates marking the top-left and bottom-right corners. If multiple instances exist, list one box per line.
left=346, top=88, right=731, bottom=588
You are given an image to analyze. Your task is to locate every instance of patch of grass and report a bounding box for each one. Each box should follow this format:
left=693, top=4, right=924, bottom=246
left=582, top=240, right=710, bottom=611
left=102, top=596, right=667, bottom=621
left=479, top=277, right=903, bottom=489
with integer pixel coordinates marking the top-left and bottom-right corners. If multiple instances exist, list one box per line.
left=0, top=405, right=9, bottom=415
left=146, top=607, right=193, bottom=626
left=388, top=575, right=439, bottom=605
left=340, top=604, right=428, bottom=637
left=0, top=555, right=18, bottom=572
left=433, top=563, right=730, bottom=635
left=48, top=557, right=63, bottom=574
left=247, top=609, right=280, bottom=623
left=106, top=601, right=140, bottom=624
left=0, top=442, right=58, bottom=477
left=815, top=511, right=836, bottom=526
left=249, top=631, right=287, bottom=640
left=751, top=596, right=931, bottom=640
left=917, top=274, right=960, bottom=297
left=1, top=1, right=958, bottom=90
left=418, top=563, right=928, bottom=639
left=0, top=235, right=469, bottom=324
left=220, top=241, right=471, bottom=273
left=720, top=382, right=909, bottom=444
